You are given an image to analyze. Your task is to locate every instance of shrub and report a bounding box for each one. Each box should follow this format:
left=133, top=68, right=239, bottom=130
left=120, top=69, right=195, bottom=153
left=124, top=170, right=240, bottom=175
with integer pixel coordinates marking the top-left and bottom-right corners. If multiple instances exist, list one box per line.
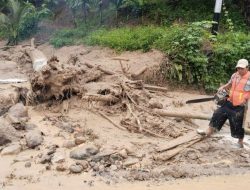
left=85, top=26, right=165, bottom=52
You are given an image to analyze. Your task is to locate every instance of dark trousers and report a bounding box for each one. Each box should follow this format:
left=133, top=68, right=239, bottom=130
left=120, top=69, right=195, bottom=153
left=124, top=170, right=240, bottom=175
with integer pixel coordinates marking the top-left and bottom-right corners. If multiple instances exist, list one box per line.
left=209, top=101, right=245, bottom=139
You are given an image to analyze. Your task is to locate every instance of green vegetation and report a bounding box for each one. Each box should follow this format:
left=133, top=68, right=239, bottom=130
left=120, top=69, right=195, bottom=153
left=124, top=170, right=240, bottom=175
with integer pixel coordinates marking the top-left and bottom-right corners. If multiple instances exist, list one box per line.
left=0, top=0, right=49, bottom=45
left=49, top=26, right=91, bottom=48
left=85, top=26, right=164, bottom=52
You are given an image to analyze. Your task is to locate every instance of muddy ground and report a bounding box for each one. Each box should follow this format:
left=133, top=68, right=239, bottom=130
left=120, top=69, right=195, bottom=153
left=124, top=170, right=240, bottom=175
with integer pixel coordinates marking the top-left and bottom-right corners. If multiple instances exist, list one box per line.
left=1, top=41, right=250, bottom=189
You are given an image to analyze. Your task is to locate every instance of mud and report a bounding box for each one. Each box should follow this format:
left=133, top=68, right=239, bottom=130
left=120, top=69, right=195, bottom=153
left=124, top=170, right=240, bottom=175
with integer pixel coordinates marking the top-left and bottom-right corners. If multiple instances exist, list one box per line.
left=1, top=42, right=250, bottom=189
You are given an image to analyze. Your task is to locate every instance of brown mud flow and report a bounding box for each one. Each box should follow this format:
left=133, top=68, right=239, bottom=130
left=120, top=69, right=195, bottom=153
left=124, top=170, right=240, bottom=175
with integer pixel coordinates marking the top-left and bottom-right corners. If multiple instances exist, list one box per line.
left=1, top=41, right=250, bottom=189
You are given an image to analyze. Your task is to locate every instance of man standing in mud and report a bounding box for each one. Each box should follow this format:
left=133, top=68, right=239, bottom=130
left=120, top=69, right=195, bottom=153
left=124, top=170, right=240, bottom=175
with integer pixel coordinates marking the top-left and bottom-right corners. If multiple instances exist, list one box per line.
left=198, top=59, right=250, bottom=148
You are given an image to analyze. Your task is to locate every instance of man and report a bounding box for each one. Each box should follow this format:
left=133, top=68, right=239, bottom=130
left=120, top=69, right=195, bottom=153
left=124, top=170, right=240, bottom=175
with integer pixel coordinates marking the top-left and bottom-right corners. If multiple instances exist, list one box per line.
left=198, top=59, right=250, bottom=148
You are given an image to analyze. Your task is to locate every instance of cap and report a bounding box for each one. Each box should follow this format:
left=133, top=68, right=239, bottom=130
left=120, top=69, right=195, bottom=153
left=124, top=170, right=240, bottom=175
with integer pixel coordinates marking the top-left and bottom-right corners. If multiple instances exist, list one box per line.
left=236, top=59, right=248, bottom=68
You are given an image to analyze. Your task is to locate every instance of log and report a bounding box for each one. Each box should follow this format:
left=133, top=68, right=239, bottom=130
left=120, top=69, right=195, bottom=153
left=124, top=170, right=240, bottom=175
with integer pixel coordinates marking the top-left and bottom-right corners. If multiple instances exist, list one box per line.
left=126, top=103, right=142, bottom=132
left=131, top=66, right=148, bottom=78
left=154, top=138, right=202, bottom=161
left=112, top=57, right=129, bottom=61
left=82, top=94, right=120, bottom=103
left=0, top=79, right=28, bottom=84
left=153, top=109, right=211, bottom=120
left=26, top=38, right=47, bottom=71
left=85, top=62, right=115, bottom=75
left=144, top=85, right=168, bottom=93
left=156, top=131, right=200, bottom=152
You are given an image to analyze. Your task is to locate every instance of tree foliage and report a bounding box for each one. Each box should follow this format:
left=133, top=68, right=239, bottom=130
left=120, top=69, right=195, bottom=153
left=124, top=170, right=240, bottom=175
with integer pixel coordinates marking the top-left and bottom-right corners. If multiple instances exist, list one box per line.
left=0, top=0, right=49, bottom=45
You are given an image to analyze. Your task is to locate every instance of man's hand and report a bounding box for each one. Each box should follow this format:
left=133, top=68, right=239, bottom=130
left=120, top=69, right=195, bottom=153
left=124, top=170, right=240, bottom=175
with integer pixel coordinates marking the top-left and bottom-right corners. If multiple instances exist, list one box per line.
left=217, top=86, right=225, bottom=92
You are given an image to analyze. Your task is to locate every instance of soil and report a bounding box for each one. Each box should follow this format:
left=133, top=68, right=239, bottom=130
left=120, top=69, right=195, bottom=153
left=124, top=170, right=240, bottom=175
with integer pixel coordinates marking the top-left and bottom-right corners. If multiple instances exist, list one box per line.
left=1, top=41, right=250, bottom=189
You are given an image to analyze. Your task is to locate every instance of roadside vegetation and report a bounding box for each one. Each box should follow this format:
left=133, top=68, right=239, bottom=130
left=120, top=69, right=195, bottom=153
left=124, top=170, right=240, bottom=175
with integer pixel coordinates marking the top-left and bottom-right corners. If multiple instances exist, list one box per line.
left=1, top=0, right=250, bottom=91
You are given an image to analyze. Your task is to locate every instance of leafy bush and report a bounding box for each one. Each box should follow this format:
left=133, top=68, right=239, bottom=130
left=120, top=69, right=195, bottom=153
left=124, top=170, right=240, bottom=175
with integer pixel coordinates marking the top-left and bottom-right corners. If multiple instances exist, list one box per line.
left=50, top=26, right=91, bottom=48
left=155, top=22, right=250, bottom=91
left=85, top=26, right=164, bottom=52
left=155, top=22, right=212, bottom=88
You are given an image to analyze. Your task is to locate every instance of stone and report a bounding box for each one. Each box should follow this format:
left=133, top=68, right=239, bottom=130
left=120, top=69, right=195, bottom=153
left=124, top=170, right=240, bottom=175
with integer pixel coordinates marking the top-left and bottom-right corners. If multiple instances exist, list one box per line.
left=123, top=158, right=139, bottom=167
left=51, top=149, right=65, bottom=164
left=60, top=122, right=74, bottom=133
left=25, top=123, right=38, bottom=131
left=8, top=103, right=28, bottom=120
left=39, top=154, right=52, bottom=164
left=149, top=98, right=163, bottom=109
left=70, top=144, right=99, bottom=160
left=0, top=88, right=19, bottom=110
left=75, top=137, right=86, bottom=145
left=14, top=154, right=32, bottom=162
left=1, top=143, right=21, bottom=155
left=0, top=117, right=20, bottom=145
left=76, top=160, right=89, bottom=170
left=110, top=165, right=118, bottom=171
left=25, top=130, right=43, bottom=148
left=25, top=162, right=31, bottom=168
left=69, top=163, right=83, bottom=173
left=118, top=149, right=128, bottom=159
left=62, top=140, right=76, bottom=149
left=56, top=164, right=67, bottom=172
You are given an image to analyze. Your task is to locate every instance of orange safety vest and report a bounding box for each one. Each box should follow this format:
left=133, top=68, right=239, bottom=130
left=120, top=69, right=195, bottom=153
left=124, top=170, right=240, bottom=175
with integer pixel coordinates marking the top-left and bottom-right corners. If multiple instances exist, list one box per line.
left=229, top=71, right=250, bottom=106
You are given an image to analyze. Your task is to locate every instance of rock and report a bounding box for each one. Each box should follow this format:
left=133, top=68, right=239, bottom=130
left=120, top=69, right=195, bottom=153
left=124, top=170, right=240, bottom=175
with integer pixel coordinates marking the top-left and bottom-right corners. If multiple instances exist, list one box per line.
left=123, top=158, right=139, bottom=167
left=39, top=154, right=52, bottom=164
left=118, top=149, right=128, bottom=159
left=110, top=153, right=123, bottom=162
left=25, top=123, right=38, bottom=131
left=76, top=160, right=89, bottom=170
left=60, top=122, right=74, bottom=133
left=70, top=144, right=99, bottom=160
left=0, top=88, right=19, bottom=110
left=99, top=165, right=105, bottom=172
left=25, top=162, right=31, bottom=168
left=51, top=149, right=65, bottom=164
left=12, top=123, right=25, bottom=130
left=110, top=165, right=118, bottom=171
left=14, top=154, right=32, bottom=162
left=93, top=164, right=100, bottom=172
left=91, top=149, right=115, bottom=162
left=56, top=164, right=67, bottom=172
left=69, top=163, right=83, bottom=173
left=1, top=143, right=21, bottom=155
left=47, top=144, right=58, bottom=155
left=162, top=166, right=187, bottom=178
left=25, top=130, right=43, bottom=148
left=63, top=140, right=76, bottom=149
left=75, top=137, right=86, bottom=145
left=149, top=98, right=163, bottom=109
left=0, top=117, right=20, bottom=145
left=7, top=103, right=28, bottom=122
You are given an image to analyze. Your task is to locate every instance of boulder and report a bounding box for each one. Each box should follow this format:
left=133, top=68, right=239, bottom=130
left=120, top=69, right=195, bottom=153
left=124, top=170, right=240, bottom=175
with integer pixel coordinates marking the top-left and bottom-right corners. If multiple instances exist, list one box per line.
left=0, top=117, right=20, bottom=145
left=25, top=130, right=43, bottom=148
left=70, top=144, right=99, bottom=160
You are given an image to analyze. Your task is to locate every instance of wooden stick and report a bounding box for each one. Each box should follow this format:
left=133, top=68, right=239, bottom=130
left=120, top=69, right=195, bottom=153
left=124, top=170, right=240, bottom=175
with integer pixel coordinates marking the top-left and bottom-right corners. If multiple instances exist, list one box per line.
left=153, top=109, right=211, bottom=121
left=82, top=94, right=120, bottom=103
left=144, top=84, right=168, bottom=93
left=154, top=138, right=202, bottom=161
left=126, top=103, right=142, bottom=132
left=156, top=131, right=200, bottom=152
left=97, top=111, right=126, bottom=131
left=84, top=62, right=115, bottom=75
left=112, top=57, right=129, bottom=61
